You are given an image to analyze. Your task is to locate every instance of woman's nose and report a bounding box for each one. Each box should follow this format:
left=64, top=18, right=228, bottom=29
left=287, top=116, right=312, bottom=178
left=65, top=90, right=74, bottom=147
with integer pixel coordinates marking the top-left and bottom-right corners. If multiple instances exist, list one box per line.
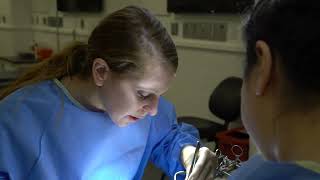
left=143, top=96, right=159, bottom=116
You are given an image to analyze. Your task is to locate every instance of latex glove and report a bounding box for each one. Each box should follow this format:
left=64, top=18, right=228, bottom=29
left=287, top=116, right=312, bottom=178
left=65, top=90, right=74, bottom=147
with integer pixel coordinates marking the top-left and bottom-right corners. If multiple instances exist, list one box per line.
left=181, top=145, right=217, bottom=180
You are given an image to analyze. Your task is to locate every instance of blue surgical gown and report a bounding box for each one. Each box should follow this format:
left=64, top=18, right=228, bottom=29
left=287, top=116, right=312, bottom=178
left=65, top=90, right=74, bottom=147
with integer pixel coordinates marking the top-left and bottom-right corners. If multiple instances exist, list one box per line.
left=0, top=80, right=199, bottom=180
left=229, top=155, right=320, bottom=180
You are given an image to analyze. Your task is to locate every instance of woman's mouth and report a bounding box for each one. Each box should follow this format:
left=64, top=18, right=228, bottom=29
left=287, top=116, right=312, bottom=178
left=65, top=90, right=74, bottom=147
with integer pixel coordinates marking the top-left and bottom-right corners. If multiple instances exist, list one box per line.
left=128, top=115, right=140, bottom=121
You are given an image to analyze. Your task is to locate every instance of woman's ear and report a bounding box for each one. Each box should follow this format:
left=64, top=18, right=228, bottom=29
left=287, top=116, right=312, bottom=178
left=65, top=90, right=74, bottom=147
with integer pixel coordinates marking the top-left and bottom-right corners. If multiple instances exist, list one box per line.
left=92, top=58, right=110, bottom=87
left=255, top=40, right=273, bottom=96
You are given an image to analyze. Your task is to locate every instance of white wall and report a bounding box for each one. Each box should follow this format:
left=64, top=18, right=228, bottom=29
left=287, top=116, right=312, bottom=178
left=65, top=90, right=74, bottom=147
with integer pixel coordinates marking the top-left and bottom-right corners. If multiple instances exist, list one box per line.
left=105, top=0, right=167, bottom=15
left=0, top=28, right=15, bottom=56
left=166, top=47, right=244, bottom=122
left=0, top=0, right=245, bottom=123
left=0, top=0, right=10, bottom=13
left=0, top=0, right=33, bottom=56
left=0, top=0, right=15, bottom=56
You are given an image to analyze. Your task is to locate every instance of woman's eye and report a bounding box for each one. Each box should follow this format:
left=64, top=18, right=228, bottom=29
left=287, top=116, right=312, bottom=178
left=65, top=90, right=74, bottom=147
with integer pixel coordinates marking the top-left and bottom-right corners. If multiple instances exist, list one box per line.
left=137, top=91, right=150, bottom=100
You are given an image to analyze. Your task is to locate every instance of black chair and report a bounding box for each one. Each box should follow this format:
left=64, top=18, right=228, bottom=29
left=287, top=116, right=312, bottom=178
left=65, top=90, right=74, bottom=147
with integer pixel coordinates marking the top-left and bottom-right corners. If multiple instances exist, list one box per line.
left=160, top=76, right=243, bottom=180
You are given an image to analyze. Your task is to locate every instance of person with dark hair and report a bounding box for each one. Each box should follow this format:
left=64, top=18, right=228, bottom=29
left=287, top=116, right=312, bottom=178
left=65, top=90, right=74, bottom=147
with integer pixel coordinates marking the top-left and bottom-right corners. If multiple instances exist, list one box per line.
left=0, top=6, right=216, bottom=180
left=229, top=0, right=320, bottom=179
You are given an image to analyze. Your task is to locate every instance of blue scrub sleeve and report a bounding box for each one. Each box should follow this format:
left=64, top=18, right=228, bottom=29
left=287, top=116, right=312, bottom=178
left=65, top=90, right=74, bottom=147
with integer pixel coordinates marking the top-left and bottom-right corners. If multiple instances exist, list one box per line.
left=149, top=105, right=200, bottom=178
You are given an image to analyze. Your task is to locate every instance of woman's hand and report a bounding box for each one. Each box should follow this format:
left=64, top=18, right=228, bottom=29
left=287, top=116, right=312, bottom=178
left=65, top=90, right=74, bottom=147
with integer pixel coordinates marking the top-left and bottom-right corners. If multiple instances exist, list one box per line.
left=181, top=145, right=217, bottom=180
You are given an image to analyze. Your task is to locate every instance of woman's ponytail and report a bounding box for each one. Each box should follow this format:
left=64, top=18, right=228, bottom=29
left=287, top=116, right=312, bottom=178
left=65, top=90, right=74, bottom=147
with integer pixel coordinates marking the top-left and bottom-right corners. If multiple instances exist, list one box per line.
left=0, top=41, right=89, bottom=100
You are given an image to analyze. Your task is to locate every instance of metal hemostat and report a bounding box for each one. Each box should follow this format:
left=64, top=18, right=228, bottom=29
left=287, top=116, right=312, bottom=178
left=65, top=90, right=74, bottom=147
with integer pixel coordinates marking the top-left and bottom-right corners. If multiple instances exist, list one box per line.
left=214, top=145, right=243, bottom=178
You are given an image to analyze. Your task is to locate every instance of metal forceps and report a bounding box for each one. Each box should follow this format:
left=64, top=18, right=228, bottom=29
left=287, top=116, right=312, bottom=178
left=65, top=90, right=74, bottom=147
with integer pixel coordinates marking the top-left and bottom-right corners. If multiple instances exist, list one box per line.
left=214, top=145, right=243, bottom=178
left=173, top=141, right=201, bottom=180
left=188, top=141, right=201, bottom=178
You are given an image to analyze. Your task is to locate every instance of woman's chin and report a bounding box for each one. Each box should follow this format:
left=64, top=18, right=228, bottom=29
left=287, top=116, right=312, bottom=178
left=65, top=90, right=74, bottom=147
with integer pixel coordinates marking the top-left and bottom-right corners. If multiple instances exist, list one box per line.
left=117, top=122, right=130, bottom=127
left=112, top=118, right=131, bottom=127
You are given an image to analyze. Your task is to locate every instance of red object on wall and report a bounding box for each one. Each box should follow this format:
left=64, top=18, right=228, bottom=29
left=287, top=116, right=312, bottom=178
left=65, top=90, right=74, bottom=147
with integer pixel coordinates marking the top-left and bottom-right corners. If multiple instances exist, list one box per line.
left=216, top=127, right=249, bottom=161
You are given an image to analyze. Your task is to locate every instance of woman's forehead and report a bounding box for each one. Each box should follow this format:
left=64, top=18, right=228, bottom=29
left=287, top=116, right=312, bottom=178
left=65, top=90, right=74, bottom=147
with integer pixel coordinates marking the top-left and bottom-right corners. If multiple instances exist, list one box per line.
left=135, top=63, right=175, bottom=92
